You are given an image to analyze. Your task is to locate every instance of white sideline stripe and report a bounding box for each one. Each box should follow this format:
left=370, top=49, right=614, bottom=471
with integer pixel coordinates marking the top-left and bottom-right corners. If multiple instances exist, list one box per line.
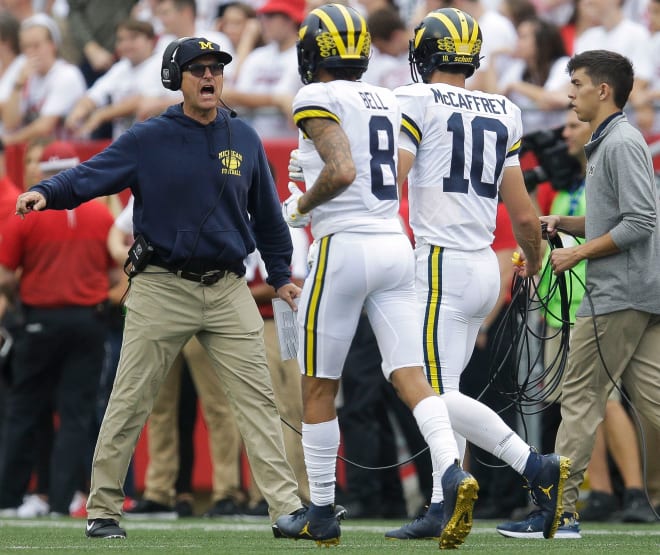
left=1, top=519, right=659, bottom=536
left=0, top=546, right=202, bottom=550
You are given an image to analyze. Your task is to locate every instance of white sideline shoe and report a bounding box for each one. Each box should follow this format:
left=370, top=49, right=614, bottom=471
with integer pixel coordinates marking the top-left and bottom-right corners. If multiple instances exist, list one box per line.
left=17, top=494, right=49, bottom=518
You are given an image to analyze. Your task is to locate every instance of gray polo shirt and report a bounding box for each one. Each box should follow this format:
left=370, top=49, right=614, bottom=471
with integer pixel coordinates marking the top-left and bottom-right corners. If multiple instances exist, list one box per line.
left=578, top=113, right=660, bottom=317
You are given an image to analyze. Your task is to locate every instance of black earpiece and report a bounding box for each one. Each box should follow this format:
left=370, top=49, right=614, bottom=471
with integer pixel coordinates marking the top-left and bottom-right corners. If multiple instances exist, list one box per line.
left=161, top=38, right=186, bottom=91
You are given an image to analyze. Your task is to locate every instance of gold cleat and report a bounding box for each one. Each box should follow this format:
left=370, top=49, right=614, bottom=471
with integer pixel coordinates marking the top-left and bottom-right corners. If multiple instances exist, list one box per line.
left=439, top=472, right=479, bottom=549
left=316, top=537, right=340, bottom=547
left=546, top=456, right=571, bottom=539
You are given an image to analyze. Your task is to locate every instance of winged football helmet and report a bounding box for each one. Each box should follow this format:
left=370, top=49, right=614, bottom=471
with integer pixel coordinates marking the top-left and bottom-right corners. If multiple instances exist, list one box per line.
left=410, top=8, right=482, bottom=82
left=297, top=3, right=371, bottom=85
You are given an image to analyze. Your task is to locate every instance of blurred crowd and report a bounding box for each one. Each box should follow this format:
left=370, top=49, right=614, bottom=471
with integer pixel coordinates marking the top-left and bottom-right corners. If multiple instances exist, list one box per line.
left=0, top=0, right=656, bottom=147
left=0, top=0, right=658, bottom=522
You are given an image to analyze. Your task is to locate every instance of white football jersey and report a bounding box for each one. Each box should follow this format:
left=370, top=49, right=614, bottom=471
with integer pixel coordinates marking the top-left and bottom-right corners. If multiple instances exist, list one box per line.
left=395, top=82, right=523, bottom=250
left=292, top=80, right=404, bottom=239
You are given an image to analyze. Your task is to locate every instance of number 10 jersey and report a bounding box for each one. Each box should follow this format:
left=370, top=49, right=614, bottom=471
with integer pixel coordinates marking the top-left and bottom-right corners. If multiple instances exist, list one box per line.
left=395, top=82, right=524, bottom=251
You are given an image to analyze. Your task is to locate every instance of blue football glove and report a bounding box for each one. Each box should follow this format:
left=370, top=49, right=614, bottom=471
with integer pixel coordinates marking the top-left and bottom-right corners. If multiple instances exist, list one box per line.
left=282, top=181, right=311, bottom=228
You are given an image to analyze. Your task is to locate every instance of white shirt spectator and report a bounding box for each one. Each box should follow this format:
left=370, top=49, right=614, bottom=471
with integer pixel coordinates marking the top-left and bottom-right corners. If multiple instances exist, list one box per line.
left=234, top=42, right=301, bottom=139
left=133, top=0, right=165, bottom=35
left=623, top=0, right=650, bottom=23
left=0, top=54, right=25, bottom=104
left=0, top=54, right=25, bottom=135
left=481, top=0, right=503, bottom=10
left=87, top=54, right=170, bottom=139
left=21, top=59, right=86, bottom=134
left=469, top=9, right=517, bottom=87
left=196, top=0, right=226, bottom=31
left=651, top=31, right=660, bottom=92
left=647, top=30, right=660, bottom=133
left=575, top=19, right=653, bottom=82
left=362, top=47, right=411, bottom=89
left=498, top=56, right=571, bottom=133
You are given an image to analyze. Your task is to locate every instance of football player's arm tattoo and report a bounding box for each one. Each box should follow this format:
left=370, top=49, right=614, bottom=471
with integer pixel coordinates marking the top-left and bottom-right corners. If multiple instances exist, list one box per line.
left=297, top=117, right=356, bottom=214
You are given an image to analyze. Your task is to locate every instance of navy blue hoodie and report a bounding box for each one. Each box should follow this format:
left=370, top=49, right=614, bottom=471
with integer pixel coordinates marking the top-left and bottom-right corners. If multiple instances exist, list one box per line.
left=32, top=104, right=293, bottom=289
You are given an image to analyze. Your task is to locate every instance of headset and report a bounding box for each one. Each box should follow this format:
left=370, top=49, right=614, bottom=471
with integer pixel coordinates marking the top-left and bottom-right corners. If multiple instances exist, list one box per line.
left=160, top=37, right=237, bottom=118
left=161, top=37, right=190, bottom=91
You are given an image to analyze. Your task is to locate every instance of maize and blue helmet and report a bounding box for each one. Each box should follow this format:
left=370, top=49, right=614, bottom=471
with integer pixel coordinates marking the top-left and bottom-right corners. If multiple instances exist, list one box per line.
left=410, top=8, right=482, bottom=83
left=296, top=3, right=371, bottom=85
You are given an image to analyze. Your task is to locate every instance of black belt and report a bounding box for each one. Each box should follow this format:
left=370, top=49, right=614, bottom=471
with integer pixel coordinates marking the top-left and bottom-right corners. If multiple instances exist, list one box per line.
left=150, top=255, right=232, bottom=285
left=176, top=268, right=228, bottom=285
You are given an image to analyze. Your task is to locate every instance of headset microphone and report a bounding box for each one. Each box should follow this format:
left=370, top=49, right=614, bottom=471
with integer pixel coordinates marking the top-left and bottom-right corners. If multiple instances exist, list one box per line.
left=219, top=98, right=237, bottom=118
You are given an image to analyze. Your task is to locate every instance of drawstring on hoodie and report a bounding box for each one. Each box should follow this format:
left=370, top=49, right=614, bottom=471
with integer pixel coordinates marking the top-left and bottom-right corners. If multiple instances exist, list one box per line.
left=205, top=123, right=216, bottom=158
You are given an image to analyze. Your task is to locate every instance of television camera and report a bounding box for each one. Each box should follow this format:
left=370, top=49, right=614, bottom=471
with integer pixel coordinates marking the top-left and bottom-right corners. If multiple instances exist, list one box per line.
left=520, top=127, right=583, bottom=193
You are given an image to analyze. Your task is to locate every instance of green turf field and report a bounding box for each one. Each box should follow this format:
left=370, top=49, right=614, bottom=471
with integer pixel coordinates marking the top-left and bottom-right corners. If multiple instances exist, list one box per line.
left=0, top=517, right=659, bottom=554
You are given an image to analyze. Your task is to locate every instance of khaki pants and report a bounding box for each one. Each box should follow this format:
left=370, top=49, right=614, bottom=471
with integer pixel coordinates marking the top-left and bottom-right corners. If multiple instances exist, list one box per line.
left=248, top=319, right=309, bottom=504
left=87, top=270, right=300, bottom=521
left=543, top=325, right=564, bottom=405
left=143, top=337, right=242, bottom=506
left=639, top=411, right=660, bottom=507
left=556, top=311, right=660, bottom=513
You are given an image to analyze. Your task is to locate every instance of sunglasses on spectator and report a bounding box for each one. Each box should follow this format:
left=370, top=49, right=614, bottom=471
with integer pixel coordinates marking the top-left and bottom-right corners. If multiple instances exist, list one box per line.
left=184, top=62, right=224, bottom=78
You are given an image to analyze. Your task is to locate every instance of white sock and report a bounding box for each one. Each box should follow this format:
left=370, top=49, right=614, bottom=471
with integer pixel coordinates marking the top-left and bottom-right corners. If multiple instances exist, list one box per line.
left=497, top=436, right=531, bottom=475
left=413, top=396, right=458, bottom=504
left=428, top=432, right=467, bottom=504
left=302, top=418, right=340, bottom=507
left=443, top=390, right=530, bottom=474
left=454, top=432, right=466, bottom=465
left=431, top=468, right=444, bottom=504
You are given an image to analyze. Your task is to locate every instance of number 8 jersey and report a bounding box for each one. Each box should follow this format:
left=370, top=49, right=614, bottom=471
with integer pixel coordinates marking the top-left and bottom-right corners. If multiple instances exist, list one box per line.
left=292, top=80, right=404, bottom=239
left=395, top=82, right=524, bottom=250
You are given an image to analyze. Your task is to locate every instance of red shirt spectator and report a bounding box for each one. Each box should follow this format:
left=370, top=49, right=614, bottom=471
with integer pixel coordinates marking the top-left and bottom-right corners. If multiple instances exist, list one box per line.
left=0, top=200, right=114, bottom=306
left=0, top=173, right=20, bottom=223
left=0, top=141, right=114, bottom=306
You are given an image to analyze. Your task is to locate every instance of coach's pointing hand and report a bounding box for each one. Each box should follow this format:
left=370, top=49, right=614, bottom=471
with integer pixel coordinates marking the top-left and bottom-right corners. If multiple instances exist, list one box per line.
left=15, top=191, right=47, bottom=219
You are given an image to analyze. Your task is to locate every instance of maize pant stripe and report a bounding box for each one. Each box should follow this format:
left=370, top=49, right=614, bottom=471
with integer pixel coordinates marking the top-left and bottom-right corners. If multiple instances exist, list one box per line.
left=302, top=235, right=332, bottom=377
left=424, top=245, right=444, bottom=393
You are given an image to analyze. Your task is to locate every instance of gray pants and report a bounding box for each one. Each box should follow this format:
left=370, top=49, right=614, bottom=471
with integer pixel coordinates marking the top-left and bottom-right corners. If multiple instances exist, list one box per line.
left=86, top=268, right=300, bottom=521
left=556, top=310, right=660, bottom=513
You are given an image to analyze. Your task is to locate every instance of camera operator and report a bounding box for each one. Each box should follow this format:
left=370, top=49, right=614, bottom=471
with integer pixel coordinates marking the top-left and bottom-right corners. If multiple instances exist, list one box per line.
left=521, top=126, right=583, bottom=197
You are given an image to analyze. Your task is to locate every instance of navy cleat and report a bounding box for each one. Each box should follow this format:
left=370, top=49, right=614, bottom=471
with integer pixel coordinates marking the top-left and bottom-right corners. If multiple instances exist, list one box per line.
left=497, top=510, right=581, bottom=539
left=524, top=451, right=571, bottom=539
left=385, top=502, right=444, bottom=540
left=85, top=518, right=126, bottom=539
left=333, top=504, right=347, bottom=522
left=274, top=503, right=342, bottom=546
left=272, top=504, right=346, bottom=538
left=496, top=509, right=545, bottom=539
left=439, top=461, right=479, bottom=549
left=555, top=511, right=581, bottom=538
